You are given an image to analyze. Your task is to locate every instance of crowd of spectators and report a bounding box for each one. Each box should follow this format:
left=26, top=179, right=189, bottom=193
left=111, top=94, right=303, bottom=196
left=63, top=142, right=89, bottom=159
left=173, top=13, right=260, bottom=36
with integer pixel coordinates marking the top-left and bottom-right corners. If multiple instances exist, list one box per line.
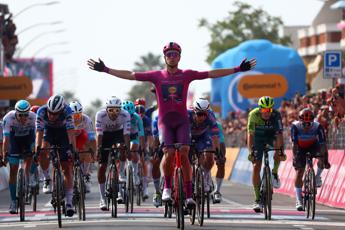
left=221, top=83, right=345, bottom=149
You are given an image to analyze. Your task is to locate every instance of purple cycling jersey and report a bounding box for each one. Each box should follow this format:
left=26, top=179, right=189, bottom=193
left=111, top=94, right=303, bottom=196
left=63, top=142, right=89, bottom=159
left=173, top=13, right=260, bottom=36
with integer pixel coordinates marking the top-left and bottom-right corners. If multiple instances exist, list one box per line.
left=135, top=69, right=209, bottom=145
left=135, top=69, right=209, bottom=119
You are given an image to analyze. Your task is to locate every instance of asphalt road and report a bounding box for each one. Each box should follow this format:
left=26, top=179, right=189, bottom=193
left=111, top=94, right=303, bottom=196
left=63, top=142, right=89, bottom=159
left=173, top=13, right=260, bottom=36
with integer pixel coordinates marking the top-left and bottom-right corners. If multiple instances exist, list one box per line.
left=0, top=169, right=344, bottom=230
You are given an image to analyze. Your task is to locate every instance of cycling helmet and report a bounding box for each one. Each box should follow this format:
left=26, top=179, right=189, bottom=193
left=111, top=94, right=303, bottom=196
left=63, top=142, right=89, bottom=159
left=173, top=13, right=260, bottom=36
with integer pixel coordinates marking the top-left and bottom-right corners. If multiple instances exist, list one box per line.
left=47, top=95, right=65, bottom=113
left=105, top=96, right=122, bottom=108
left=163, top=42, right=182, bottom=54
left=30, top=105, right=40, bottom=114
left=122, top=101, right=135, bottom=115
left=15, top=100, right=31, bottom=113
left=193, top=98, right=210, bottom=112
left=299, top=108, right=314, bottom=122
left=69, top=101, right=83, bottom=114
left=134, top=98, right=146, bottom=106
left=258, top=96, right=274, bottom=109
left=135, top=105, right=146, bottom=115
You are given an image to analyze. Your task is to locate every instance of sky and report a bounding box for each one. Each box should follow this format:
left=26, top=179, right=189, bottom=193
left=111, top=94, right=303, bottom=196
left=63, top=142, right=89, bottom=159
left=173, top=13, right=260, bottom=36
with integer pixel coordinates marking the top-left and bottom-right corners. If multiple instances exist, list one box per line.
left=2, top=0, right=324, bottom=107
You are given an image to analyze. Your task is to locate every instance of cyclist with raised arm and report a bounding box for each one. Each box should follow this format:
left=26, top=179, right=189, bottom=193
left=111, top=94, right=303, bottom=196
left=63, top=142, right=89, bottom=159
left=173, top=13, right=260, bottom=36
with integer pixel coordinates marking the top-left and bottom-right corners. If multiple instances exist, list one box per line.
left=135, top=103, right=154, bottom=200
left=95, top=96, right=131, bottom=210
left=88, top=42, right=256, bottom=207
left=247, top=96, right=286, bottom=212
left=121, top=101, right=145, bottom=187
left=69, top=101, right=96, bottom=193
left=189, top=98, right=219, bottom=193
left=35, top=95, right=77, bottom=217
left=291, top=108, right=330, bottom=211
left=213, top=121, right=226, bottom=203
left=2, top=100, right=36, bottom=214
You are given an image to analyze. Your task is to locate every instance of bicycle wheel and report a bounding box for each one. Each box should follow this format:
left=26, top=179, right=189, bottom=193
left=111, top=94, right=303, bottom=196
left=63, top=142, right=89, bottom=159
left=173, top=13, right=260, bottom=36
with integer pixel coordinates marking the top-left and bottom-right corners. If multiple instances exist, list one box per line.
left=55, top=169, right=63, bottom=228
left=189, top=168, right=196, bottom=225
left=178, top=168, right=184, bottom=230
left=126, top=165, right=134, bottom=213
left=196, top=168, right=204, bottom=226
left=309, top=169, right=316, bottom=220
left=18, top=168, right=25, bottom=221
left=111, top=164, right=118, bottom=218
left=206, top=192, right=211, bottom=218
left=263, top=166, right=272, bottom=220
left=77, top=167, right=86, bottom=221
left=32, top=170, right=39, bottom=212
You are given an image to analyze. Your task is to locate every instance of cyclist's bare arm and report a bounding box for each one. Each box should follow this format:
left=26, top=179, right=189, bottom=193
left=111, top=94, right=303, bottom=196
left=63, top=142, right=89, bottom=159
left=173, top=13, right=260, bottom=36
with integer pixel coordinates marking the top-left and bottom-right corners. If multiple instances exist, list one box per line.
left=2, top=136, right=9, bottom=157
left=67, top=129, right=77, bottom=151
left=208, top=68, right=237, bottom=78
left=107, top=68, right=136, bottom=80
left=124, top=134, right=131, bottom=151
left=247, top=133, right=254, bottom=151
left=35, top=130, right=43, bottom=150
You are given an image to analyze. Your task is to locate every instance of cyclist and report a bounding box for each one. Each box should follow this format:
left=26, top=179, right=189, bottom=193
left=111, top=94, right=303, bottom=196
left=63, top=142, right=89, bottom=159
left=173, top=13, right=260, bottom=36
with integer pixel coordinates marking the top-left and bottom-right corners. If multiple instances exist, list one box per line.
left=35, top=95, right=77, bottom=217
left=213, top=121, right=226, bottom=203
left=291, top=108, right=330, bottom=211
left=135, top=104, right=153, bottom=200
left=2, top=100, right=36, bottom=214
left=95, top=96, right=131, bottom=210
left=30, top=105, right=40, bottom=114
left=188, top=98, right=219, bottom=193
left=69, top=101, right=96, bottom=193
left=121, top=101, right=145, bottom=187
left=88, top=41, right=256, bottom=207
left=134, top=98, right=156, bottom=120
left=247, top=96, right=285, bottom=212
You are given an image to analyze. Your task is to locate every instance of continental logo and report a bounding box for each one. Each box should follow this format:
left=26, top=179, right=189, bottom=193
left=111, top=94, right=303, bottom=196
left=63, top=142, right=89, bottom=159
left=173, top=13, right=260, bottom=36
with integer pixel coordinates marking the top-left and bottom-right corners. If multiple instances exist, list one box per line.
left=0, top=76, right=33, bottom=99
left=237, top=74, right=288, bottom=98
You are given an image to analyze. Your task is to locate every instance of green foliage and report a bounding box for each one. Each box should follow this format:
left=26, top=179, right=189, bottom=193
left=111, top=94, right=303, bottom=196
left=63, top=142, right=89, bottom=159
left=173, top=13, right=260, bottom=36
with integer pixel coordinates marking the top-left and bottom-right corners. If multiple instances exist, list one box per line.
left=127, top=52, right=164, bottom=106
left=85, top=98, right=102, bottom=121
left=199, top=1, right=291, bottom=64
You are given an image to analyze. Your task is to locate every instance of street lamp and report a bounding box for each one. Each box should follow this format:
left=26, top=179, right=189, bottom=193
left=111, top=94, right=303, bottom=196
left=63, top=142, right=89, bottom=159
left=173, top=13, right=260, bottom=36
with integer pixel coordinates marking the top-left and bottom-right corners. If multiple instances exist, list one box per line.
left=13, top=1, right=60, bottom=19
left=17, top=29, right=66, bottom=57
left=17, top=21, right=63, bottom=35
left=32, top=42, right=69, bottom=57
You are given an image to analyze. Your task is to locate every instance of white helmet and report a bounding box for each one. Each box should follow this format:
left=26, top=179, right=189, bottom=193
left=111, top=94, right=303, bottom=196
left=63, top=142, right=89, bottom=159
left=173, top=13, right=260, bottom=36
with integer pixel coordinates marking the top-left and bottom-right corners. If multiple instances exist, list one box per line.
left=193, top=98, right=210, bottom=112
left=47, top=95, right=65, bottom=113
left=106, top=96, right=122, bottom=108
left=69, top=101, right=83, bottom=114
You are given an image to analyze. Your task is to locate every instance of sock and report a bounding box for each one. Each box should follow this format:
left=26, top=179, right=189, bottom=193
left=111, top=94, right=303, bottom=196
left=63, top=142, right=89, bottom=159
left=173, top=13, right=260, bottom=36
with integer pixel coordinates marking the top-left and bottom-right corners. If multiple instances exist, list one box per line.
left=295, top=187, right=302, bottom=203
left=43, top=169, right=50, bottom=180
left=65, top=189, right=73, bottom=205
left=153, top=178, right=160, bottom=193
left=254, top=185, right=260, bottom=201
left=185, top=181, right=193, bottom=199
left=215, top=177, right=223, bottom=192
left=99, top=183, right=105, bottom=200
left=9, top=183, right=16, bottom=202
left=316, top=167, right=323, bottom=177
left=164, top=176, right=172, bottom=189
left=272, top=161, right=280, bottom=174
left=143, top=176, right=148, bottom=190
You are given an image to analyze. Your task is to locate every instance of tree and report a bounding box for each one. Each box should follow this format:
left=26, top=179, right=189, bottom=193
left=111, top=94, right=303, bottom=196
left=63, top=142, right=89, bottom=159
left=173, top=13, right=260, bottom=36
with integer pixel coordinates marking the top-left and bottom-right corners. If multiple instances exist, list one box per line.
left=85, top=98, right=102, bottom=121
left=127, top=52, right=165, bottom=106
left=61, top=91, right=78, bottom=102
left=199, top=1, right=291, bottom=64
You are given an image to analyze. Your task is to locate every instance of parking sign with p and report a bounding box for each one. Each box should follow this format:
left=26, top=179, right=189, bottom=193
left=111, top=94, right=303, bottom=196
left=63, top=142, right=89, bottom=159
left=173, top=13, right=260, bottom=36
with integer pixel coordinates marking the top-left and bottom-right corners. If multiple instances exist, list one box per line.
left=324, top=51, right=342, bottom=79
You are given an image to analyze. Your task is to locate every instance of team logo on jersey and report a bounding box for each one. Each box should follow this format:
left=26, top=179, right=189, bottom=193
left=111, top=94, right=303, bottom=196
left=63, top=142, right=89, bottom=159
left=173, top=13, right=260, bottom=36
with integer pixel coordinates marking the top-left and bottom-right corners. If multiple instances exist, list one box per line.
left=168, top=86, right=177, bottom=94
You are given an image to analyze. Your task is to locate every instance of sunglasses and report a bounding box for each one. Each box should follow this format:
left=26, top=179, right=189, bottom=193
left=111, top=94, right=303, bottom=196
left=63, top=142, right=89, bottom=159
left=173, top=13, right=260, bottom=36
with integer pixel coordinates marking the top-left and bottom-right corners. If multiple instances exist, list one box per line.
left=48, top=111, right=61, bottom=116
left=17, top=113, right=29, bottom=118
left=302, top=122, right=311, bottom=128
left=165, top=51, right=180, bottom=58
left=261, top=108, right=273, bottom=113
left=196, top=112, right=207, bottom=117
left=107, top=108, right=121, bottom=113
left=73, top=113, right=82, bottom=120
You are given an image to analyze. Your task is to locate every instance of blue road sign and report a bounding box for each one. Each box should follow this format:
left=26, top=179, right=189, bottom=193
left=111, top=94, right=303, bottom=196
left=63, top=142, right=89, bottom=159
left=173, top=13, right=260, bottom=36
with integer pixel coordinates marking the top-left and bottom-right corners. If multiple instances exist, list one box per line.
left=324, top=51, right=342, bottom=78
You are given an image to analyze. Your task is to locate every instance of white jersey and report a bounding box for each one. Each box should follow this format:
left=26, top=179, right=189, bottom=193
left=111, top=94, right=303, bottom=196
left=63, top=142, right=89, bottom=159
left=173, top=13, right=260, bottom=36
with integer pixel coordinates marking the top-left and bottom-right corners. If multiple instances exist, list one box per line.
left=95, top=109, right=131, bottom=135
left=3, top=110, right=36, bottom=137
left=74, top=113, right=95, bottom=140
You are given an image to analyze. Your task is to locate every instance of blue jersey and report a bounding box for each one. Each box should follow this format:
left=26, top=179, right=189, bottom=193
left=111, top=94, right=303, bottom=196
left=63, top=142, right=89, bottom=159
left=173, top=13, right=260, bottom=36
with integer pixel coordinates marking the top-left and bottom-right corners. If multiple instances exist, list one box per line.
left=36, top=105, right=74, bottom=131
left=152, top=115, right=159, bottom=138
left=129, top=113, right=144, bottom=137
left=291, top=120, right=326, bottom=148
left=142, top=115, right=152, bottom=136
left=188, top=109, right=219, bottom=138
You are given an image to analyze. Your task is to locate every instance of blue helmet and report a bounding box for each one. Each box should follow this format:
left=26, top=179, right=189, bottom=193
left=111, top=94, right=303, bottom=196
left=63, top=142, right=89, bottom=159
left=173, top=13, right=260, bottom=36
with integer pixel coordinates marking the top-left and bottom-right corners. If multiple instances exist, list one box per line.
left=15, top=100, right=31, bottom=113
left=122, top=101, right=135, bottom=115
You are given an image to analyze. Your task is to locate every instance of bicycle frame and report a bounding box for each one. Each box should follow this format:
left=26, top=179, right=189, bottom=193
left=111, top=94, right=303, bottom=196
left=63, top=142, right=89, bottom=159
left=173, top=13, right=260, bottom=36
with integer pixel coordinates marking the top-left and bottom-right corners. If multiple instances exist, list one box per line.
left=303, top=152, right=316, bottom=220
